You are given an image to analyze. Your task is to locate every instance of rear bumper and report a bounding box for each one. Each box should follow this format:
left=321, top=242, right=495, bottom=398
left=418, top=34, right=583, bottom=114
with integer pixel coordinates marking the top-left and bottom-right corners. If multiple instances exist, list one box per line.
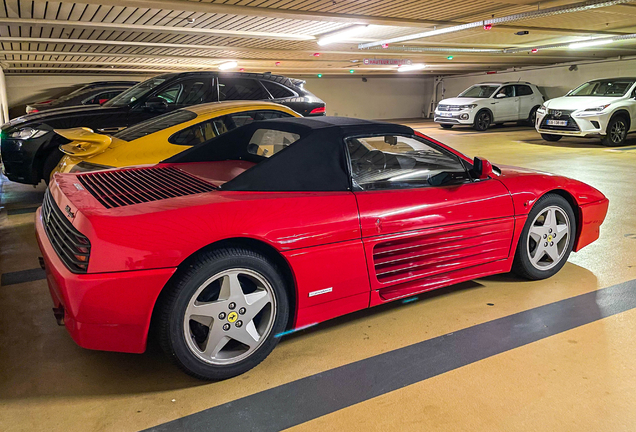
left=35, top=208, right=176, bottom=353
left=574, top=198, right=609, bottom=252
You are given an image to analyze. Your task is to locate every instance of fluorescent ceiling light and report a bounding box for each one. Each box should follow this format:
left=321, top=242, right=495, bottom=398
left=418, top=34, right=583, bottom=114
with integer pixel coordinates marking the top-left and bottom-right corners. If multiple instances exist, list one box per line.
left=218, top=61, right=238, bottom=70
left=397, top=63, right=426, bottom=72
left=317, top=25, right=369, bottom=46
left=569, top=38, right=614, bottom=49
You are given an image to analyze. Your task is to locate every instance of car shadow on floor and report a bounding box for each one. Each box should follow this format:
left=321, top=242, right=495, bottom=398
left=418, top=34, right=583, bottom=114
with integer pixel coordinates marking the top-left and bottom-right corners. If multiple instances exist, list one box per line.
left=0, top=264, right=598, bottom=400
left=517, top=136, right=636, bottom=149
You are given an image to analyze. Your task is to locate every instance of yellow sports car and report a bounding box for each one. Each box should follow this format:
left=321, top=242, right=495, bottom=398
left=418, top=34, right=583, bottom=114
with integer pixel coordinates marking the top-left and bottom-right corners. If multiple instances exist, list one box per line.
left=53, top=101, right=300, bottom=175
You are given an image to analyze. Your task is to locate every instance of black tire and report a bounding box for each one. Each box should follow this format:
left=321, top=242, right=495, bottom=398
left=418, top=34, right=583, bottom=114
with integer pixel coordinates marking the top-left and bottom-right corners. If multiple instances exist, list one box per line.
left=473, top=110, right=491, bottom=131
left=42, top=149, right=63, bottom=185
left=527, top=106, right=539, bottom=126
left=541, top=133, right=562, bottom=142
left=601, top=116, right=628, bottom=147
left=158, top=248, right=289, bottom=380
left=440, top=124, right=453, bottom=129
left=512, top=194, right=576, bottom=280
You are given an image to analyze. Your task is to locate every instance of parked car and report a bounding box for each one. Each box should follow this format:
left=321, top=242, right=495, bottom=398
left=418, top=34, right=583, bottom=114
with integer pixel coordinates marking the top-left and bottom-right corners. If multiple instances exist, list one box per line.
left=1, top=71, right=326, bottom=185
left=536, top=77, right=636, bottom=146
left=435, top=82, right=544, bottom=131
left=52, top=101, right=300, bottom=177
left=36, top=116, right=608, bottom=380
left=25, top=81, right=138, bottom=114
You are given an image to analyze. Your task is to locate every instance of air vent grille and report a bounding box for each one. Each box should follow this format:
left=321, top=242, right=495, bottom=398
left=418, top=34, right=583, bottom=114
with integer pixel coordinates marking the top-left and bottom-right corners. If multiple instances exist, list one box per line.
left=42, top=190, right=91, bottom=274
left=77, top=166, right=216, bottom=208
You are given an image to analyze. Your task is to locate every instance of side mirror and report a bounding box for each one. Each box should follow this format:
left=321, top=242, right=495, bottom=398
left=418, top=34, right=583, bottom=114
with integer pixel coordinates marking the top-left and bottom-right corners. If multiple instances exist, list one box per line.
left=143, top=97, right=168, bottom=113
left=473, top=157, right=493, bottom=180
left=495, top=93, right=507, bottom=99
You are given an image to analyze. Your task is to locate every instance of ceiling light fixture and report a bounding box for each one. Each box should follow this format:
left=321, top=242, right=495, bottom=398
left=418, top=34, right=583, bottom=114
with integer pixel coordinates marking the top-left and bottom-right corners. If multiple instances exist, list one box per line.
left=358, top=0, right=636, bottom=49
left=317, top=24, right=369, bottom=46
left=349, top=69, right=355, bottom=73
left=569, top=38, right=614, bottom=49
left=397, top=63, right=426, bottom=72
left=218, top=61, right=237, bottom=70
left=447, top=55, right=453, bottom=60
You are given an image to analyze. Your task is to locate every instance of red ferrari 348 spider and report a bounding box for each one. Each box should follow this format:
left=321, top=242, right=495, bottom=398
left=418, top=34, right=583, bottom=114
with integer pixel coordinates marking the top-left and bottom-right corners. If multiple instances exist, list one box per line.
left=36, top=117, right=608, bottom=380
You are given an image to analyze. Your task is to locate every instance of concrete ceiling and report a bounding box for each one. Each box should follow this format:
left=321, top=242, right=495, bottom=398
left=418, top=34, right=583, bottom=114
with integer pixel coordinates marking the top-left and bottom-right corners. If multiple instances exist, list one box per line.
left=1, top=0, right=636, bottom=76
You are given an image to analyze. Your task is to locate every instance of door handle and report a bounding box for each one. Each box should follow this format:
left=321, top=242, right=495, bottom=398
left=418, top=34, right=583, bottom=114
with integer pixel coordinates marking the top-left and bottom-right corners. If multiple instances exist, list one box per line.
left=491, top=102, right=498, bottom=104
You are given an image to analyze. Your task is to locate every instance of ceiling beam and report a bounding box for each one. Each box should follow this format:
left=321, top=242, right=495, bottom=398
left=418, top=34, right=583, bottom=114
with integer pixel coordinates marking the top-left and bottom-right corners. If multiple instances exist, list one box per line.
left=0, top=18, right=314, bottom=41
left=1, top=51, right=599, bottom=63
left=42, top=0, right=631, bottom=37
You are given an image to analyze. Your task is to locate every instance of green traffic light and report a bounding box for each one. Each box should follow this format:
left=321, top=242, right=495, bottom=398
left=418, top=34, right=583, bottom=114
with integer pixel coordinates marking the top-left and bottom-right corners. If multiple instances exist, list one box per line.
left=317, top=74, right=322, bottom=78
left=349, top=69, right=355, bottom=73
left=447, top=56, right=453, bottom=60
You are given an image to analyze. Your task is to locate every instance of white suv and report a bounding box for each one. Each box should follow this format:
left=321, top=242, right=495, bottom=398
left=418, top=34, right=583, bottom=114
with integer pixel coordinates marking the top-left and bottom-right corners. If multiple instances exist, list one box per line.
left=434, top=82, right=544, bottom=131
left=536, top=77, right=636, bottom=146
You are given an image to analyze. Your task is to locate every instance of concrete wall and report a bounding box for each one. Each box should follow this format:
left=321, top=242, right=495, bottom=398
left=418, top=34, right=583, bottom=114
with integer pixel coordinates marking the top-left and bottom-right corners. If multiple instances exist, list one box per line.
left=301, top=76, right=433, bottom=120
left=6, top=73, right=434, bottom=121
left=5, top=73, right=155, bottom=118
left=440, top=57, right=636, bottom=102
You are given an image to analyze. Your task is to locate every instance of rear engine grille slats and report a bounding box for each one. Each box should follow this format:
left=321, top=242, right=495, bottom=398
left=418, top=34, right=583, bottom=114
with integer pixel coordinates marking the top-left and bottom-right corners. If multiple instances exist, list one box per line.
left=78, top=166, right=216, bottom=208
left=42, top=190, right=91, bottom=273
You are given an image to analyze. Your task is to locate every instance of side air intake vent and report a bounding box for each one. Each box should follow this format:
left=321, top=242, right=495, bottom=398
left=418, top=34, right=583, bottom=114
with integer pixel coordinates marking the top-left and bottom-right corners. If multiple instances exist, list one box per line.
left=77, top=166, right=216, bottom=208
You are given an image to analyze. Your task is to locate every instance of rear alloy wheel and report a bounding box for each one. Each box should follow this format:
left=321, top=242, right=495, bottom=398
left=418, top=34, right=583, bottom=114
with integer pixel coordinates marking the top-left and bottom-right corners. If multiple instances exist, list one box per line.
left=601, top=116, right=628, bottom=147
left=159, top=248, right=289, bottom=380
left=473, top=111, right=491, bottom=131
left=512, top=194, right=575, bottom=280
left=440, top=124, right=453, bottom=129
left=541, top=133, right=562, bottom=142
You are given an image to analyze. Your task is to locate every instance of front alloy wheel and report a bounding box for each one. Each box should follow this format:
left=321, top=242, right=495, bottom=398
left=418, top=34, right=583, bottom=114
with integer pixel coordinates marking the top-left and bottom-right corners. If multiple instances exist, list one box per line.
left=473, top=111, right=491, bottom=131
left=512, top=194, right=575, bottom=280
left=159, top=248, right=289, bottom=380
left=601, top=117, right=628, bottom=147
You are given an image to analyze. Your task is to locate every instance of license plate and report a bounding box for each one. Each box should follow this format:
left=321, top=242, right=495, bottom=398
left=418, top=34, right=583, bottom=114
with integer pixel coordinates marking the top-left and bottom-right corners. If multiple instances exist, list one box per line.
left=439, top=112, right=453, bottom=117
left=547, top=119, right=567, bottom=126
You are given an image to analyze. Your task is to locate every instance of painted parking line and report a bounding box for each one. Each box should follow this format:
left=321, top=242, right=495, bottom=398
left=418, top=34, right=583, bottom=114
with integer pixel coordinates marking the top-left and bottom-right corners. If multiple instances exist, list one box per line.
left=0, top=268, right=46, bottom=286
left=145, top=278, right=636, bottom=432
left=605, top=145, right=636, bottom=152
left=7, top=205, right=40, bottom=216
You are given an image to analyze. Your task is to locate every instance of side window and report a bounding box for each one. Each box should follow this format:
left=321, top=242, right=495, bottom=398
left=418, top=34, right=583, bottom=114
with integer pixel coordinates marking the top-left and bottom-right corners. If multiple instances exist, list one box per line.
left=515, top=85, right=533, bottom=96
left=495, top=85, right=515, bottom=98
left=156, top=84, right=182, bottom=104
left=345, top=135, right=470, bottom=191
left=246, top=129, right=300, bottom=157
left=218, top=78, right=268, bottom=101
left=227, top=109, right=293, bottom=128
left=261, top=80, right=295, bottom=99
left=168, top=110, right=293, bottom=146
left=153, top=78, right=215, bottom=107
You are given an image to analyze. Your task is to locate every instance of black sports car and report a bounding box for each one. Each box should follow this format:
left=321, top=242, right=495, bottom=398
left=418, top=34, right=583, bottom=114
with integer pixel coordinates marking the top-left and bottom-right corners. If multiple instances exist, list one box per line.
left=1, top=72, right=326, bottom=185
left=25, top=81, right=138, bottom=114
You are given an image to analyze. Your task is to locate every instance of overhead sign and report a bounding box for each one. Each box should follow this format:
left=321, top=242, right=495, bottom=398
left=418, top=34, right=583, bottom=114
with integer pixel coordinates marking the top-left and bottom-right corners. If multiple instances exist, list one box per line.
left=363, top=59, right=412, bottom=66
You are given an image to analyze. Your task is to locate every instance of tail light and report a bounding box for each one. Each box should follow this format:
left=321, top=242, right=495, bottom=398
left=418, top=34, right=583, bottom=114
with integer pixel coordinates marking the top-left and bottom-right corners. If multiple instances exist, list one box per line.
left=309, top=106, right=326, bottom=115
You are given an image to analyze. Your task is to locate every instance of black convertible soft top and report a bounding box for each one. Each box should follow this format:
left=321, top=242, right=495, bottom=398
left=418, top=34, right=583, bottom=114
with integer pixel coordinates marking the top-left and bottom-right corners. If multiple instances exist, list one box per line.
left=166, top=116, right=414, bottom=192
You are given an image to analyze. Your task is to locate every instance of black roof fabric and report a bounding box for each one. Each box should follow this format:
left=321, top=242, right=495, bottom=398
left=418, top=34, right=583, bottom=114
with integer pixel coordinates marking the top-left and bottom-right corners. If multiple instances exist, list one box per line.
left=165, top=116, right=414, bottom=192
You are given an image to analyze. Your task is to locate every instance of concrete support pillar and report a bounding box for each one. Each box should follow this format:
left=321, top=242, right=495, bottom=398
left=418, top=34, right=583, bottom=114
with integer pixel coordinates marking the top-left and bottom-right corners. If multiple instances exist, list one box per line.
left=0, top=66, right=8, bottom=124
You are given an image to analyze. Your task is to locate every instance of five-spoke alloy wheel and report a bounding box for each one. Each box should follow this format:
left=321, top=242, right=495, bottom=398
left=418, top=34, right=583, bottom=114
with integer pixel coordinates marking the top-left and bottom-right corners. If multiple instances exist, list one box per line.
left=159, top=248, right=289, bottom=380
left=513, top=194, right=576, bottom=280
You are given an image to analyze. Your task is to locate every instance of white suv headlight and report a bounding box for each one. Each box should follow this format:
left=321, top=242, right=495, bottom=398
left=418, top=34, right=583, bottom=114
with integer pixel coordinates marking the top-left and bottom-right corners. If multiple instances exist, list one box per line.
left=459, top=104, right=477, bottom=110
left=9, top=127, right=48, bottom=140
left=538, top=104, right=547, bottom=112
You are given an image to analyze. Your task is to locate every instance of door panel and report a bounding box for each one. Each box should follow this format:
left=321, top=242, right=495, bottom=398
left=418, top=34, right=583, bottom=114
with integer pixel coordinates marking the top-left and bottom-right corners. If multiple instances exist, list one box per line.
left=355, top=179, right=515, bottom=294
left=491, top=85, right=518, bottom=121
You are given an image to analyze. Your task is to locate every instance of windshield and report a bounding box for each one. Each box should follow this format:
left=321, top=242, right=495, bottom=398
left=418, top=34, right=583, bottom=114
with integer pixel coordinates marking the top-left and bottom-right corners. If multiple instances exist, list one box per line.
left=103, top=77, right=168, bottom=107
left=568, top=79, right=635, bottom=97
left=458, top=85, right=500, bottom=98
